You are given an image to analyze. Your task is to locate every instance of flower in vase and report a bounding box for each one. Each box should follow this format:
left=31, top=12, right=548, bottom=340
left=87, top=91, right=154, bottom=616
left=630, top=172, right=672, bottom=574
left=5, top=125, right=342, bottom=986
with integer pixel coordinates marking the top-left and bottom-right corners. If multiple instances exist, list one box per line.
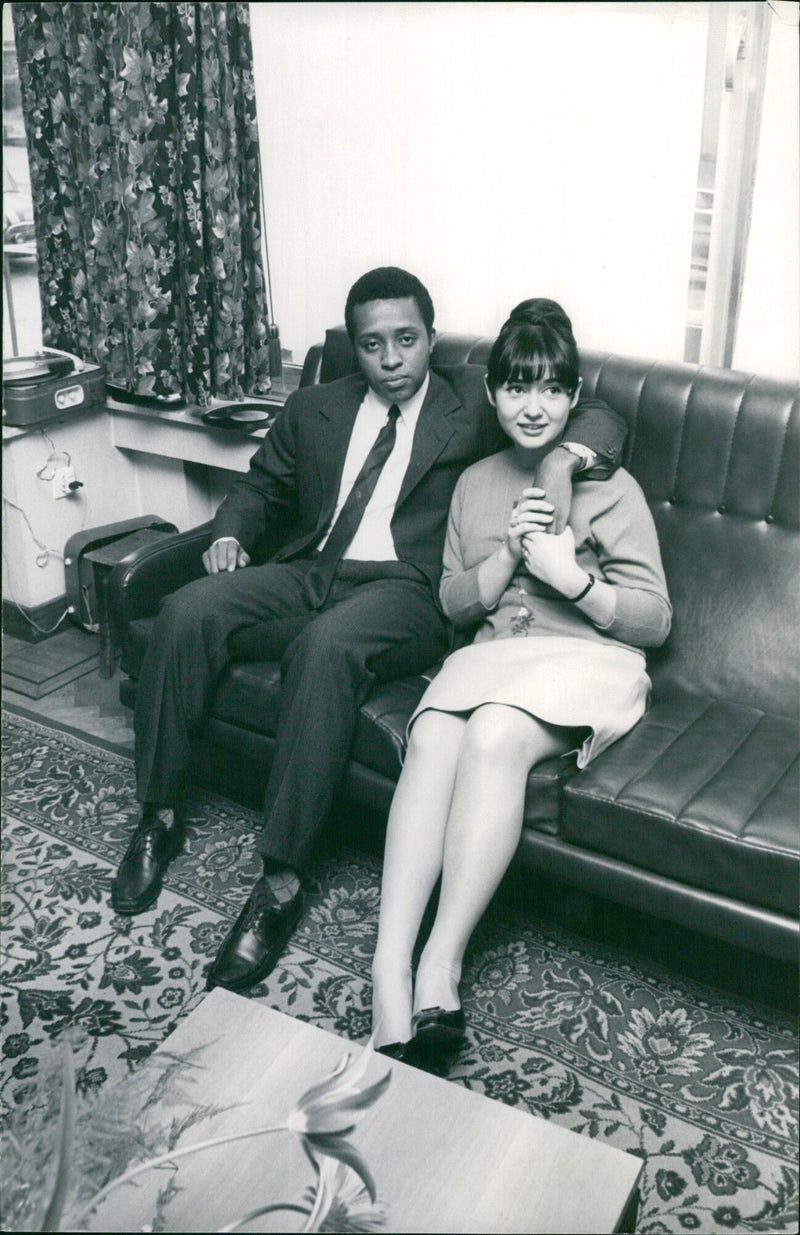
left=303, top=1157, right=386, bottom=1232
left=288, top=1042, right=391, bottom=1202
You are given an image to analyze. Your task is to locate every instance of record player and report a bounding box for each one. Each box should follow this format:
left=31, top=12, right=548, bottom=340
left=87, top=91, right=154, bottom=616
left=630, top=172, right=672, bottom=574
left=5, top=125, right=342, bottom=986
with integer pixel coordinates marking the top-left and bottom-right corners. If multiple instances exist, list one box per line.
left=3, top=348, right=106, bottom=428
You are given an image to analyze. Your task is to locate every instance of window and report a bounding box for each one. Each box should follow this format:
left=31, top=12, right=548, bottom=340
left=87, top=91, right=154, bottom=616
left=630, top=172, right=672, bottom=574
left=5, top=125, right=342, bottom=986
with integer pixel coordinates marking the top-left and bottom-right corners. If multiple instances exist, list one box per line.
left=2, top=3, right=42, bottom=358
left=685, top=0, right=797, bottom=373
left=731, top=0, right=799, bottom=377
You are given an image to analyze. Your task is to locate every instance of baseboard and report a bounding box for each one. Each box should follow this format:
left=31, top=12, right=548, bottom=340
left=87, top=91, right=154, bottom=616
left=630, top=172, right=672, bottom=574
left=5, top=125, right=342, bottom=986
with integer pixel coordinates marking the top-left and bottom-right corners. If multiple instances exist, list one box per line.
left=2, top=595, right=71, bottom=643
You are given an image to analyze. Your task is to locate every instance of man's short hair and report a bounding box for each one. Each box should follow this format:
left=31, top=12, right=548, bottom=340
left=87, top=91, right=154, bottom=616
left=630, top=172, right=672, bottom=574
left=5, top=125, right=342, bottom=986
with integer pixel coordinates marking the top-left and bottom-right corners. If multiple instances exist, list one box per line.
left=345, top=267, right=435, bottom=340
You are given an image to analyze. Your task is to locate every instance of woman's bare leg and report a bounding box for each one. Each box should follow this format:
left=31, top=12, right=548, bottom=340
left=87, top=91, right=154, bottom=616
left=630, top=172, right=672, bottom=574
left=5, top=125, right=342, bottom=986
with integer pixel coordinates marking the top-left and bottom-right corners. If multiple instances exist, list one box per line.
left=413, top=705, right=572, bottom=1014
left=371, top=710, right=467, bottom=1047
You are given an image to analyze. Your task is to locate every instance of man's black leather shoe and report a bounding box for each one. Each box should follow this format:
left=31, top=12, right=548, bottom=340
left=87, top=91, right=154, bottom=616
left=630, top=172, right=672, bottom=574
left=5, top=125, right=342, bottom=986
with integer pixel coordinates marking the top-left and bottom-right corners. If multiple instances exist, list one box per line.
left=206, top=878, right=304, bottom=992
left=110, top=806, right=185, bottom=915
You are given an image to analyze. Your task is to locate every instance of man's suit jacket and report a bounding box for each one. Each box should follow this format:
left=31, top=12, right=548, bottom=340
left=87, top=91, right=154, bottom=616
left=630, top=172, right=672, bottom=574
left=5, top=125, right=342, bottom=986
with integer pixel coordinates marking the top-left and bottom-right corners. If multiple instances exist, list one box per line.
left=212, top=366, right=626, bottom=598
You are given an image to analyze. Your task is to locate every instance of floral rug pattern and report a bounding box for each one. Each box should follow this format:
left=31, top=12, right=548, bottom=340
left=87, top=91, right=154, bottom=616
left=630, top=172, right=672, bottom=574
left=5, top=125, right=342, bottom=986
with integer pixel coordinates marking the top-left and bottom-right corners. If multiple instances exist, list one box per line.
left=1, top=709, right=797, bottom=1233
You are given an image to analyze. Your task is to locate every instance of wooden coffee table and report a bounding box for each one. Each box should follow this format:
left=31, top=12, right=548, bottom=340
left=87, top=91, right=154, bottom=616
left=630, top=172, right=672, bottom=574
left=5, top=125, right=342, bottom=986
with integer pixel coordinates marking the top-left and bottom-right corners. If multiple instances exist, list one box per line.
left=86, top=989, right=641, bottom=1233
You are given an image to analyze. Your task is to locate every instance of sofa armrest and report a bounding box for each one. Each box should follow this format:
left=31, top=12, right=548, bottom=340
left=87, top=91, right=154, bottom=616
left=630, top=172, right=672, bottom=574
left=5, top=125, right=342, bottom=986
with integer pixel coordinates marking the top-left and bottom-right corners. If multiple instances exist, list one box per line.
left=108, top=521, right=213, bottom=629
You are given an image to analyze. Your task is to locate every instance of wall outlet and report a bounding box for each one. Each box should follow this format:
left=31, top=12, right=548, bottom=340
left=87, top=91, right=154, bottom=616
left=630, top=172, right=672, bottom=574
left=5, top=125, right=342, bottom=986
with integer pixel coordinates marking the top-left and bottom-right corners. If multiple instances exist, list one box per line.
left=53, top=465, right=76, bottom=499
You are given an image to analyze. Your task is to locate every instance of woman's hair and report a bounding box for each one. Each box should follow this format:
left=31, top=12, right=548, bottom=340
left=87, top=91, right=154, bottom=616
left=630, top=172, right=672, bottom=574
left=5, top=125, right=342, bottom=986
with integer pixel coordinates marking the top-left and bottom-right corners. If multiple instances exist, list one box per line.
left=486, top=298, right=579, bottom=394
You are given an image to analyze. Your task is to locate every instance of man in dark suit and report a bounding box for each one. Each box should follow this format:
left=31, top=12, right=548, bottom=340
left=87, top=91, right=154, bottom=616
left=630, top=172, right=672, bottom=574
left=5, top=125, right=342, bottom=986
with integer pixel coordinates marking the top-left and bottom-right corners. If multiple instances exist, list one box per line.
left=110, top=267, right=626, bottom=992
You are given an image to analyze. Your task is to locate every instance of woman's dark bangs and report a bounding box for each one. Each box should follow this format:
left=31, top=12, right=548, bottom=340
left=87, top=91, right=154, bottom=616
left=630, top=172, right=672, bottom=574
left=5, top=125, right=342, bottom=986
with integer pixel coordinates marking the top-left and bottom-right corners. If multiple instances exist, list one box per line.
left=502, top=337, right=575, bottom=390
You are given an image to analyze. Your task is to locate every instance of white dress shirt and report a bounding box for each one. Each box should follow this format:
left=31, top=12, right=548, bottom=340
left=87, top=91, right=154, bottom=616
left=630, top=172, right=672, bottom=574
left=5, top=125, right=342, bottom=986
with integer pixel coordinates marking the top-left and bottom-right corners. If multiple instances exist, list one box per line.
left=318, top=373, right=430, bottom=561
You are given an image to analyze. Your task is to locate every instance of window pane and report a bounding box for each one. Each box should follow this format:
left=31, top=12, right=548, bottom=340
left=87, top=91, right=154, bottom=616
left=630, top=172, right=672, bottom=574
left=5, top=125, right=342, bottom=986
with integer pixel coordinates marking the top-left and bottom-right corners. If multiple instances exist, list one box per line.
left=2, top=3, right=42, bottom=357
left=733, top=1, right=800, bottom=379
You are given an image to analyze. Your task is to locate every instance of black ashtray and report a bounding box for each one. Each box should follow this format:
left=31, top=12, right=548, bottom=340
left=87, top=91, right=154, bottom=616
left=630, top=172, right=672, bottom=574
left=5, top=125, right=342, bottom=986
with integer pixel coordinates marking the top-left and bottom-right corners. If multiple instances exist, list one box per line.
left=201, top=403, right=274, bottom=430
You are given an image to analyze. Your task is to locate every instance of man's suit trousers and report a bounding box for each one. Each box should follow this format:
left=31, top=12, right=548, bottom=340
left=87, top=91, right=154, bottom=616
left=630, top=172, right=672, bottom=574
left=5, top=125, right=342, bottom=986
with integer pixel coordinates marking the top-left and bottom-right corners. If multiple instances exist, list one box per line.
left=133, top=559, right=449, bottom=873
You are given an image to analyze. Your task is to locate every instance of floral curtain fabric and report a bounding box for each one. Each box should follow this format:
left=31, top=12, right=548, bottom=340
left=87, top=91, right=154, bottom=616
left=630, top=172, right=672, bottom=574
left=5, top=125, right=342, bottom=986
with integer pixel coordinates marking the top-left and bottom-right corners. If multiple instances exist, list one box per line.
left=12, top=1, right=272, bottom=405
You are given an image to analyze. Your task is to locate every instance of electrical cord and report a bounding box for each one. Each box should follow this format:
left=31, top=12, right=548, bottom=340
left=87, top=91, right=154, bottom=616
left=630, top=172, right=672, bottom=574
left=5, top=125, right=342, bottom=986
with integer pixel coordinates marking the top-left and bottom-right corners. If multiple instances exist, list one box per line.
left=36, top=428, right=71, bottom=480
left=3, top=431, right=86, bottom=637
left=2, top=496, right=65, bottom=569
left=1, top=546, right=71, bottom=635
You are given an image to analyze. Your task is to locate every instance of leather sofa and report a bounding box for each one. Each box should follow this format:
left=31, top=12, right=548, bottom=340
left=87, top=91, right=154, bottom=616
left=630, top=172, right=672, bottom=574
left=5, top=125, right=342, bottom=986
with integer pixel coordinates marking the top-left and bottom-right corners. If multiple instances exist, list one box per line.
left=110, top=327, right=800, bottom=964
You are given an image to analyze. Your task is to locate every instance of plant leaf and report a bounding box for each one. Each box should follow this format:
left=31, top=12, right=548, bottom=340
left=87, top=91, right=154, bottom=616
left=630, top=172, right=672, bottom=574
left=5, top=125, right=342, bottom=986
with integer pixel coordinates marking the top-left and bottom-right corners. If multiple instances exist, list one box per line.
left=41, top=1039, right=77, bottom=1231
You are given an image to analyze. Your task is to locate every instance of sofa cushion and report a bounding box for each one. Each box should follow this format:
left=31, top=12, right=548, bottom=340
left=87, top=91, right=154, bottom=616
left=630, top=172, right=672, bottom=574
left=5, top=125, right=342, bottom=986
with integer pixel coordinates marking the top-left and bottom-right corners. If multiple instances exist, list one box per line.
left=213, top=665, right=429, bottom=777
left=212, top=661, right=283, bottom=733
left=352, top=675, right=430, bottom=779
left=212, top=663, right=574, bottom=826
left=354, top=678, right=578, bottom=828
left=563, top=692, right=799, bottom=915
left=522, top=754, right=580, bottom=835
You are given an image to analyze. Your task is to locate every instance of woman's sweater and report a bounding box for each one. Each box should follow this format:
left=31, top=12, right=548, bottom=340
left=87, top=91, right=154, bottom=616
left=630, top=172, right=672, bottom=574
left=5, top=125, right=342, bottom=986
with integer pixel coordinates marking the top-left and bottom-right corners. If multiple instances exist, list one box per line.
left=440, top=449, right=672, bottom=652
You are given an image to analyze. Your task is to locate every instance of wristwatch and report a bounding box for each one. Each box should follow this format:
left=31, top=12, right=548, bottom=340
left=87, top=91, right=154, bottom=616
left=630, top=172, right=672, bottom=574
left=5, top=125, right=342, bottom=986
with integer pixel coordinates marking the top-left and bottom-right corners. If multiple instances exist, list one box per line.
left=559, top=441, right=597, bottom=470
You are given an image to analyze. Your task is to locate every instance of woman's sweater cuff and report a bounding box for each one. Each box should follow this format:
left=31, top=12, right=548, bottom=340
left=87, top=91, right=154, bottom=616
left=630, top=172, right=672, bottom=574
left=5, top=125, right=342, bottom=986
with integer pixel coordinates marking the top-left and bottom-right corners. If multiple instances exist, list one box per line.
left=603, top=588, right=672, bottom=647
left=441, top=562, right=494, bottom=626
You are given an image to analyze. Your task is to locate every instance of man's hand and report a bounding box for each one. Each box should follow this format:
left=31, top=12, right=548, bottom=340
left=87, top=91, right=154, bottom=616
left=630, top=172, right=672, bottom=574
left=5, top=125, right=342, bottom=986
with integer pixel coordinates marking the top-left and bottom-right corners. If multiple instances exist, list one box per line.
left=202, top=537, right=250, bottom=574
left=534, top=446, right=582, bottom=534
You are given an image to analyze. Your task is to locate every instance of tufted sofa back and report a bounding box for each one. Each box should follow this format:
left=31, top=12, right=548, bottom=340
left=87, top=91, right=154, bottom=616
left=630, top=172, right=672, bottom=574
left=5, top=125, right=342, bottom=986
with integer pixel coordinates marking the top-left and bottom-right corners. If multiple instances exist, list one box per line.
left=302, top=327, right=800, bottom=717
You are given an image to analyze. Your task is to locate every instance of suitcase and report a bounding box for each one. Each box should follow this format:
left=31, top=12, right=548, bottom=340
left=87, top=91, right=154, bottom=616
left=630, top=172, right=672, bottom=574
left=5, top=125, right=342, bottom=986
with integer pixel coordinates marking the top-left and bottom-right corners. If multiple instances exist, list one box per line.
left=3, top=349, right=106, bottom=427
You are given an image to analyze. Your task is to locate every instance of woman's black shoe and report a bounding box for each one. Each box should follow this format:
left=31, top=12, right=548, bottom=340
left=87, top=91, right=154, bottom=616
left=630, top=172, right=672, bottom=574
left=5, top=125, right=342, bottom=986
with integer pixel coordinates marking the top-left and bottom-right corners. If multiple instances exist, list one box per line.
left=375, top=1040, right=424, bottom=1068
left=375, top=1042, right=408, bottom=1061
left=411, top=1005, right=467, bottom=1052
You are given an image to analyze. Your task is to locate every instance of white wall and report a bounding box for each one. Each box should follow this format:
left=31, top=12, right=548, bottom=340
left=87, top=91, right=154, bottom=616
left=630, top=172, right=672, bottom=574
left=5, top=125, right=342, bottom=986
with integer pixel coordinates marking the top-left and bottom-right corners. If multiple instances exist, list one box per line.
left=253, top=1, right=708, bottom=360
left=2, top=416, right=212, bottom=613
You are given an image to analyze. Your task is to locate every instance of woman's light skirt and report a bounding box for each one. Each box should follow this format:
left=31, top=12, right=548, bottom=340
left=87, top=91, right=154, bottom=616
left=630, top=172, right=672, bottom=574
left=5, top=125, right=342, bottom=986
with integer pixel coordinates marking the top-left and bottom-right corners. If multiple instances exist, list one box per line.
left=409, top=635, right=650, bottom=767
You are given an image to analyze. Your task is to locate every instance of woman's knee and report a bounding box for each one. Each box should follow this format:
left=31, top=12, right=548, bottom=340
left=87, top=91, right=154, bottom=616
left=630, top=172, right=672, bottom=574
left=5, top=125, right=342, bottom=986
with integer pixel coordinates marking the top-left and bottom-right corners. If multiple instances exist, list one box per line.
left=461, top=705, right=544, bottom=764
left=406, top=710, right=465, bottom=759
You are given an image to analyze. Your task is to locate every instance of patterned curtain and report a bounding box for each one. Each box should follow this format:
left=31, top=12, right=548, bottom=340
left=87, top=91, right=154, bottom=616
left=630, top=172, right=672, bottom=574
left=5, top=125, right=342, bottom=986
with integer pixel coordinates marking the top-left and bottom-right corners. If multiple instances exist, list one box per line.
left=12, top=1, right=272, bottom=405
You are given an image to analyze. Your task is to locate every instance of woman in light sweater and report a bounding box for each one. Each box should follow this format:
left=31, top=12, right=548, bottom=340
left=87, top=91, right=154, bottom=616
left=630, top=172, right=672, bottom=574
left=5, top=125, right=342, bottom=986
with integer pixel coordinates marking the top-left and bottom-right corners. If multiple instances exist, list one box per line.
left=371, top=299, right=672, bottom=1062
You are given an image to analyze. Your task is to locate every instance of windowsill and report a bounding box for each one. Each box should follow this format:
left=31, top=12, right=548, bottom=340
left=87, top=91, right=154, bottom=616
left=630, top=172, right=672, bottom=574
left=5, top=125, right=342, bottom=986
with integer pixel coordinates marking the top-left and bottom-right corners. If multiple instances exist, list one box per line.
left=106, top=366, right=302, bottom=472
left=3, top=368, right=303, bottom=474
left=106, top=363, right=301, bottom=421
left=2, top=366, right=302, bottom=440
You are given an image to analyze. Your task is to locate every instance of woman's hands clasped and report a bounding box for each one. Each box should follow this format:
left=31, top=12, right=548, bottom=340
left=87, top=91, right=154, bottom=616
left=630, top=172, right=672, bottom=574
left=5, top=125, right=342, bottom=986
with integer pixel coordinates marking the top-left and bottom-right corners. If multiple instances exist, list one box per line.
left=506, top=489, right=554, bottom=559
left=480, top=488, right=582, bottom=612
left=521, top=524, right=585, bottom=597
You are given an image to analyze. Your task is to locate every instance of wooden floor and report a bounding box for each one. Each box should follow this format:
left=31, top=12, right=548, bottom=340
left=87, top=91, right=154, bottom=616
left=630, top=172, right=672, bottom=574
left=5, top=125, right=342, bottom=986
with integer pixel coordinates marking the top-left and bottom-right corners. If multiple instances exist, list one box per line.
left=2, top=627, right=135, bottom=752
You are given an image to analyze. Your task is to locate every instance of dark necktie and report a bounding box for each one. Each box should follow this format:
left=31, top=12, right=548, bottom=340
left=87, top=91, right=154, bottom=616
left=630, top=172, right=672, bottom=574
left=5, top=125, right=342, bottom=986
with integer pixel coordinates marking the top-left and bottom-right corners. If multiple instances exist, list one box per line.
left=303, top=403, right=402, bottom=608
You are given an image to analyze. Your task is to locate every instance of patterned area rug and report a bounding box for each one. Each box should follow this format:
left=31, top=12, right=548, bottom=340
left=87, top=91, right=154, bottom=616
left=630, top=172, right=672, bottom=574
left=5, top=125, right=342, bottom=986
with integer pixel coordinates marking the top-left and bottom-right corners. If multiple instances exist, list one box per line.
left=1, top=708, right=797, bottom=1233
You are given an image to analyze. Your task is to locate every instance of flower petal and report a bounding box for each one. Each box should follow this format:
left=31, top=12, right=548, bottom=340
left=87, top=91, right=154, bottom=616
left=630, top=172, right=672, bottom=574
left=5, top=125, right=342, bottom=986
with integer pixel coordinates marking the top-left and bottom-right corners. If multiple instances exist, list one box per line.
left=292, top=1051, right=353, bottom=1112
left=287, top=1045, right=391, bottom=1135
left=297, top=1071, right=392, bottom=1134
left=304, top=1133, right=378, bottom=1204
